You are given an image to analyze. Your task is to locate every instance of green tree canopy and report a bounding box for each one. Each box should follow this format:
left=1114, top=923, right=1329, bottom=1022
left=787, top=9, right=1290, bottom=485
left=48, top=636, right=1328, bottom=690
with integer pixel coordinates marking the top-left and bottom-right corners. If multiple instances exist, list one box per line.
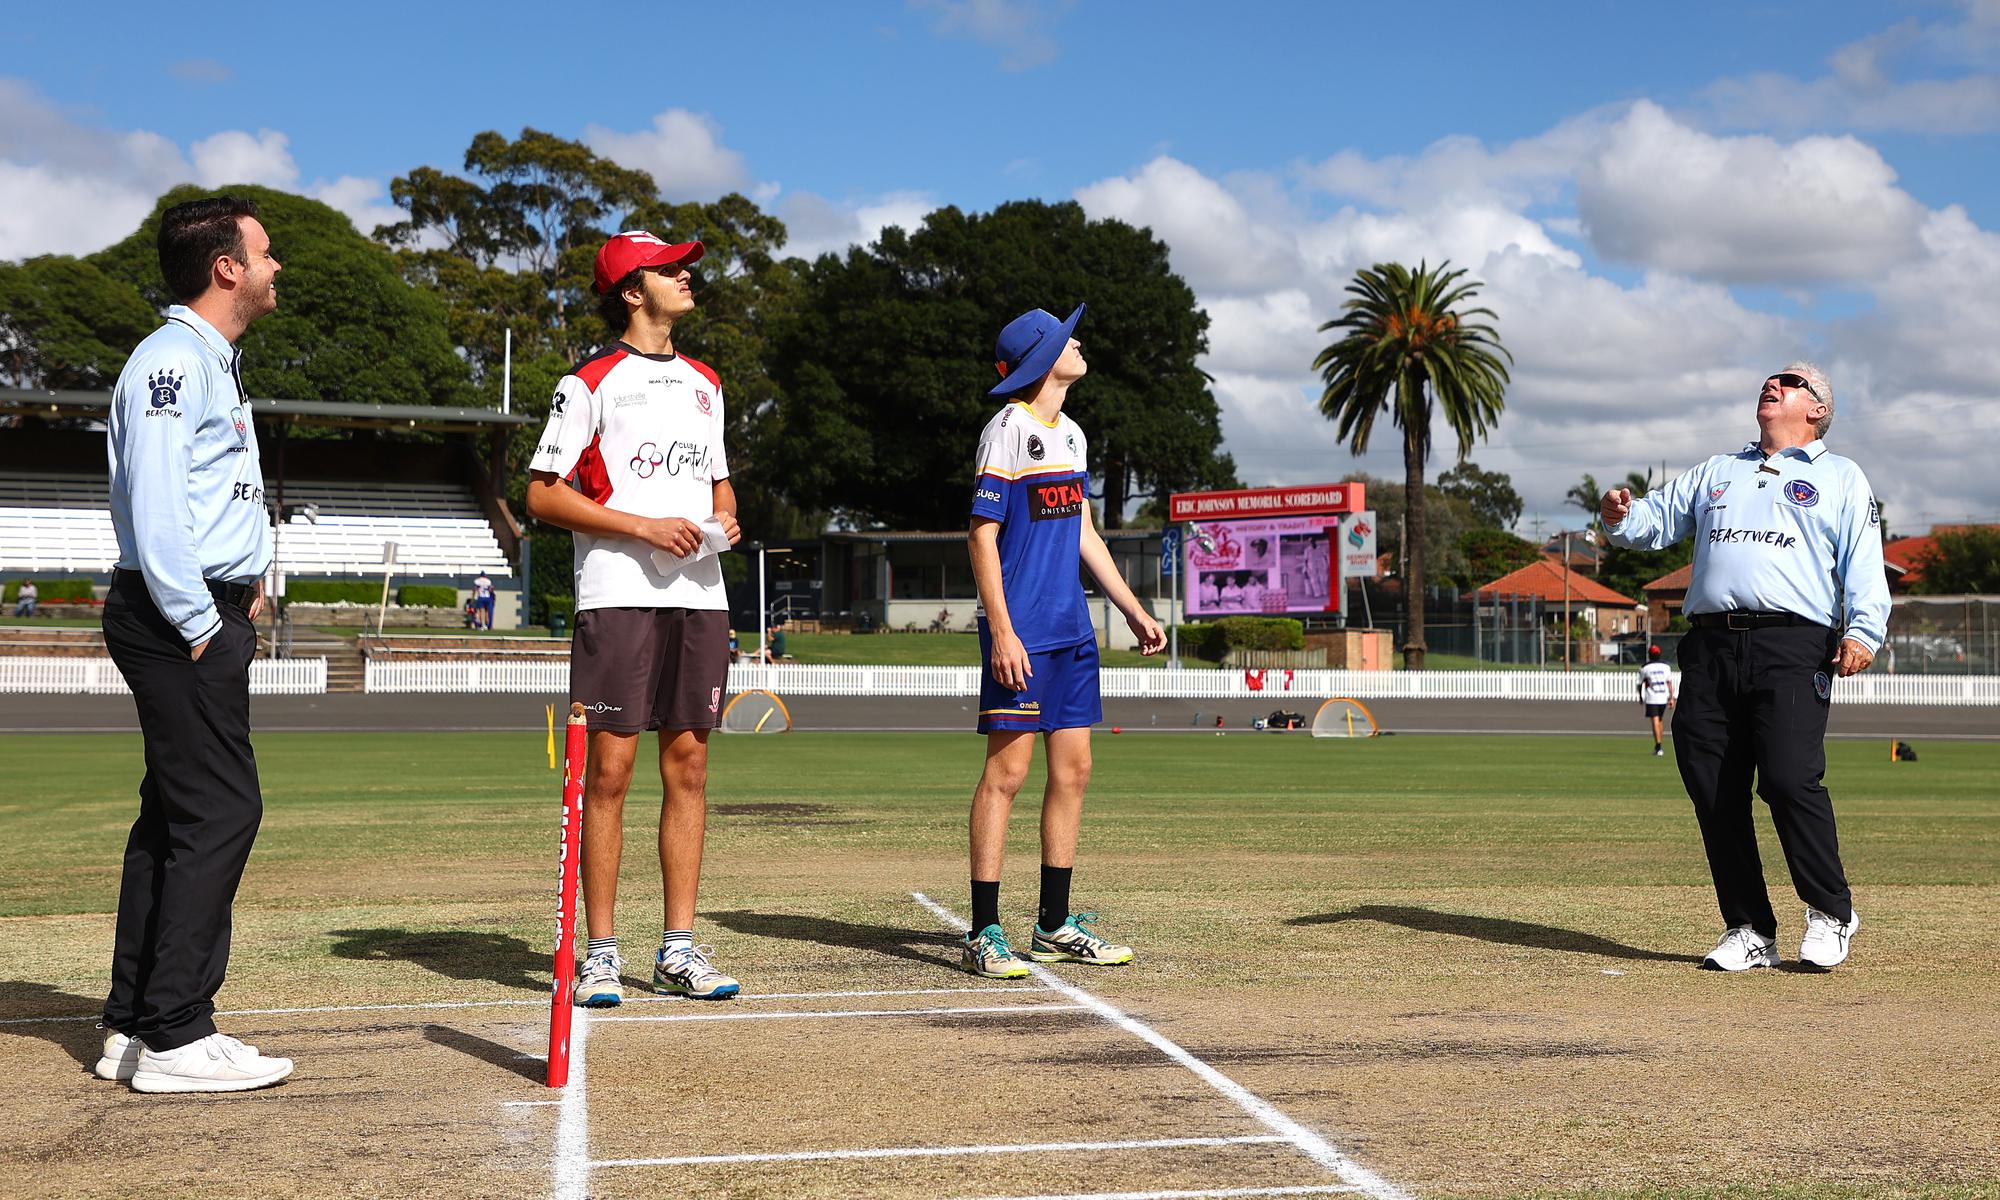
left=1315, top=260, right=1511, bottom=667
left=0, top=255, right=156, bottom=389
left=1457, top=527, right=1544, bottom=589
left=1911, top=527, right=2000, bottom=594
left=87, top=184, right=473, bottom=408
left=1437, top=460, right=1523, bottom=531
left=765, top=199, right=1235, bottom=529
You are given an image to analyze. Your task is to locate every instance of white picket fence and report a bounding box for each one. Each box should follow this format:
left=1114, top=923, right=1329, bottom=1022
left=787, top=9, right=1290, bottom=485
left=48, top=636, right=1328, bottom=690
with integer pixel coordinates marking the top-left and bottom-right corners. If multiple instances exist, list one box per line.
left=360, top=659, right=2000, bottom=706
left=0, top=656, right=328, bottom=695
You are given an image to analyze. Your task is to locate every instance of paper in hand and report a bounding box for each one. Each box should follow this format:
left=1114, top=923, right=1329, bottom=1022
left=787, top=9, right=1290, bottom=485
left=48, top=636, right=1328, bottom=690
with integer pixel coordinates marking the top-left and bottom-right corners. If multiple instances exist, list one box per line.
left=650, top=515, right=733, bottom=577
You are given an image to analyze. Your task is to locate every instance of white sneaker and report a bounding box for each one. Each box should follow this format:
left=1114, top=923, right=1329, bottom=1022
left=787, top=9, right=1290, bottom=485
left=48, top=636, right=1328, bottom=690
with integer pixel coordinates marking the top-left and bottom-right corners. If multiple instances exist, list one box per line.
left=653, top=944, right=741, bottom=1000
left=572, top=949, right=624, bottom=1008
left=1799, top=906, right=1859, bottom=970
left=130, top=1033, right=293, bottom=1094
left=1700, top=925, right=1779, bottom=972
left=93, top=1030, right=141, bottom=1081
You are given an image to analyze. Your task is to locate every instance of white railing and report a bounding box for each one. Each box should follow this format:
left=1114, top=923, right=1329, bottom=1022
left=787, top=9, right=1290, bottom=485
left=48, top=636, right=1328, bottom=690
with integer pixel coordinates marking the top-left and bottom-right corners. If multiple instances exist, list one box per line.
left=366, top=659, right=571, bottom=693
left=0, top=657, right=327, bottom=695
left=358, top=659, right=2000, bottom=706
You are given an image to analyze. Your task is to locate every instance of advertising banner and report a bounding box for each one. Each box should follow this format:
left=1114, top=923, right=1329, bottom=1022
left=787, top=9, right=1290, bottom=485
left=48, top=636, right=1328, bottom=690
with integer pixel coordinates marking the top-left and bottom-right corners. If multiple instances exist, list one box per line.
left=1338, top=510, right=1379, bottom=580
left=1184, top=516, right=1338, bottom=616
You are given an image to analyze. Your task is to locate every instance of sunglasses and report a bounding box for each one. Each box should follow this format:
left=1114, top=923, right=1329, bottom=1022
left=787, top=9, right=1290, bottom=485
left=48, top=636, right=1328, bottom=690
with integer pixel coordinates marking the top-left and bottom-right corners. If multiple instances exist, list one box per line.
left=1766, top=372, right=1826, bottom=404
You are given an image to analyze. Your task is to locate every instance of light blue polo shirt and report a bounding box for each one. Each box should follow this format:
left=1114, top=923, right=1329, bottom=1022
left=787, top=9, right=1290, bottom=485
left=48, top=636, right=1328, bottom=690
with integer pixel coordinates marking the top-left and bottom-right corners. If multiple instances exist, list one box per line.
left=107, top=307, right=272, bottom=646
left=1605, top=441, right=1889, bottom=653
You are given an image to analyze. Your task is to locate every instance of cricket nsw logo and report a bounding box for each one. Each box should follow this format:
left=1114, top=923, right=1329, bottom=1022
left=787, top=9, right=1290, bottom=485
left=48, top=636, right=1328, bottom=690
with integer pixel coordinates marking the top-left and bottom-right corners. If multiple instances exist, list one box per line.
left=1709, top=481, right=1730, bottom=501
left=630, top=442, right=666, bottom=478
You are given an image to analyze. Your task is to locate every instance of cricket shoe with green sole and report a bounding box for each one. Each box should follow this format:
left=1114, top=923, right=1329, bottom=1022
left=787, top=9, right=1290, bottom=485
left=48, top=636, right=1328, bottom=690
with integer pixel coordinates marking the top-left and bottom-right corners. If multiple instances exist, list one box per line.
left=961, top=924, right=1032, bottom=979
left=1028, top=912, right=1133, bottom=965
left=654, top=943, right=741, bottom=999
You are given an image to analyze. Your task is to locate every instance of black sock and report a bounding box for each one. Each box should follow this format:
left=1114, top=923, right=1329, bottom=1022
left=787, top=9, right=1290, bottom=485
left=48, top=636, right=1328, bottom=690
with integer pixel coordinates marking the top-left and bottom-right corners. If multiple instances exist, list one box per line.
left=1038, top=865, right=1072, bottom=933
left=971, top=879, right=1001, bottom=933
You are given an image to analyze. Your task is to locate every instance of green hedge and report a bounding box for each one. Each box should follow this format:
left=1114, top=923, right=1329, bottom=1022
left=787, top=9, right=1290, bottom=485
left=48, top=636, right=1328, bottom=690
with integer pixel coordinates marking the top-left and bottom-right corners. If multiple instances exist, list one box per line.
left=283, top=580, right=382, bottom=605
left=396, top=584, right=459, bottom=609
left=5, top=578, right=97, bottom=603
left=1199, top=617, right=1304, bottom=659
left=544, top=595, right=575, bottom=624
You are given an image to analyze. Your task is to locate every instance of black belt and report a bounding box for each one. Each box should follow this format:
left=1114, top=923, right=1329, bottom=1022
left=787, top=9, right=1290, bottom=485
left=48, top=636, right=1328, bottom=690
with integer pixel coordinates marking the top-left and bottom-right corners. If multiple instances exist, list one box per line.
left=1689, top=610, right=1823, bottom=631
left=114, top=568, right=256, bottom=611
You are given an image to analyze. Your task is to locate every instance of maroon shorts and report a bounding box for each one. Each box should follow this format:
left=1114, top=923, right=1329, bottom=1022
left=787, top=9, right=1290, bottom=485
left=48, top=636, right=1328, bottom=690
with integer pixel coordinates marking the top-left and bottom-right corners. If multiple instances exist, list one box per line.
left=570, top=607, right=730, bottom=733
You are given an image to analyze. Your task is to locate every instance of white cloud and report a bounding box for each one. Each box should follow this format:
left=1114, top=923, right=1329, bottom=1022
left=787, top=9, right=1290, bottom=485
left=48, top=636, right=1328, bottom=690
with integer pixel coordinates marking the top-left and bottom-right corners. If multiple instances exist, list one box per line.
left=1703, top=5, right=2000, bottom=134
left=1071, top=111, right=2000, bottom=531
left=0, top=79, right=404, bottom=255
left=191, top=129, right=299, bottom=188
left=775, top=189, right=937, bottom=261
left=911, top=0, right=1063, bottom=70
left=582, top=110, right=752, bottom=202
left=1576, top=101, right=1927, bottom=285
left=1075, top=157, right=1302, bottom=294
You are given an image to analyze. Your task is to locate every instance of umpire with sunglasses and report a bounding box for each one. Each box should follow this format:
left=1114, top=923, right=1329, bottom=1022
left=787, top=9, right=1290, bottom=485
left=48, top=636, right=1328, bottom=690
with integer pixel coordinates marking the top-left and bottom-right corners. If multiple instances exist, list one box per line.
left=1601, top=362, right=1887, bottom=974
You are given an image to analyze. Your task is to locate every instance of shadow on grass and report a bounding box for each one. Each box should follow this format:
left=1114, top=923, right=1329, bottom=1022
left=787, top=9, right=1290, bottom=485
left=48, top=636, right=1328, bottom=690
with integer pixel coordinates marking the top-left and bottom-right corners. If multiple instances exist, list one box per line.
left=704, top=910, right=955, bottom=968
left=1288, top=905, right=1697, bottom=963
left=328, top=929, right=547, bottom=992
left=423, top=1024, right=545, bottom=1083
left=0, top=981, right=105, bottom=1070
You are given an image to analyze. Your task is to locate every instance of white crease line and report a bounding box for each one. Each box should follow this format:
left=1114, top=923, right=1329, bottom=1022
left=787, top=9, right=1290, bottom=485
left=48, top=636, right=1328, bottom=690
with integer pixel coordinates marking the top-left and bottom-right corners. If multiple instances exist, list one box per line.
left=591, top=1003, right=1086, bottom=1025
left=0, top=985, right=1055, bottom=1028
left=911, top=892, right=1410, bottom=1200
left=961, top=1187, right=1361, bottom=1200
left=592, top=1134, right=1291, bottom=1168
left=551, top=1007, right=590, bottom=1200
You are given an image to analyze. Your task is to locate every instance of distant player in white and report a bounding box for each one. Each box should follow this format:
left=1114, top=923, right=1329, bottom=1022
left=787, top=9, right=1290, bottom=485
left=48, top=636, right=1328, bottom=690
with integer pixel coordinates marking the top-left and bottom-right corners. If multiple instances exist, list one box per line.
left=1638, top=645, right=1676, bottom=757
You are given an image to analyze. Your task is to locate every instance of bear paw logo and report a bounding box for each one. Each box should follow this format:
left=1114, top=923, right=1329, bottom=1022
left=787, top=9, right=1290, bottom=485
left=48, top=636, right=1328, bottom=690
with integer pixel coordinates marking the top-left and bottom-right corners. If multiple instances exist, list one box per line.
left=146, top=369, right=184, bottom=407
left=630, top=442, right=665, bottom=478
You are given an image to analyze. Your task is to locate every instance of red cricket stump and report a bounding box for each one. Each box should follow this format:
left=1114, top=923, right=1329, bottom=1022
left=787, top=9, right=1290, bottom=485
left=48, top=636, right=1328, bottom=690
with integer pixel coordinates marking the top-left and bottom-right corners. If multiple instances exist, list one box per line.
left=546, top=702, right=588, bottom=1087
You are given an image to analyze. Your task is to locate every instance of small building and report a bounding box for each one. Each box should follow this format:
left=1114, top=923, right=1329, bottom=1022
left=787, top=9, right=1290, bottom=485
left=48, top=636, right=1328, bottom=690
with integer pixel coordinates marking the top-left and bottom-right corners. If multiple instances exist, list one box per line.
left=1469, top=558, right=1642, bottom=643
left=1640, top=563, right=1693, bottom=633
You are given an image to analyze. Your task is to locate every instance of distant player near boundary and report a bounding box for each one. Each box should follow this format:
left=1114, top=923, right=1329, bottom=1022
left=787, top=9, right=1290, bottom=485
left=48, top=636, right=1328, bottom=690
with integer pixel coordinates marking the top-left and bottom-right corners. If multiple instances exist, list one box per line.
left=526, top=231, right=743, bottom=1006
left=962, top=303, right=1167, bottom=980
left=1638, top=645, right=1675, bottom=756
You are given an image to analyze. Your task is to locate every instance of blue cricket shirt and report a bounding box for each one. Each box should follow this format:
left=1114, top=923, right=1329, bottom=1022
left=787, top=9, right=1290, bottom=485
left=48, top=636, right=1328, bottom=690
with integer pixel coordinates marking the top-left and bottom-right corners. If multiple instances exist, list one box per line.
left=107, top=307, right=272, bottom=646
left=1605, top=440, right=1890, bottom=652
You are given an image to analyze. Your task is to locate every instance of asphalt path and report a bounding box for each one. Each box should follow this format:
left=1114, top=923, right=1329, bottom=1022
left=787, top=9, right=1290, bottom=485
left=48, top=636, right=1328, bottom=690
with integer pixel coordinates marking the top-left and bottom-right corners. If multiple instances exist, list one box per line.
left=2, top=691, right=1993, bottom=739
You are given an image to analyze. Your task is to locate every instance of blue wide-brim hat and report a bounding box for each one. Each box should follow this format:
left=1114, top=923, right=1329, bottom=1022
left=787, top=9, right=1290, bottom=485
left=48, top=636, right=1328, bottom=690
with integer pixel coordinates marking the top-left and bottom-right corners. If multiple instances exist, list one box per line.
left=989, top=303, right=1086, bottom=397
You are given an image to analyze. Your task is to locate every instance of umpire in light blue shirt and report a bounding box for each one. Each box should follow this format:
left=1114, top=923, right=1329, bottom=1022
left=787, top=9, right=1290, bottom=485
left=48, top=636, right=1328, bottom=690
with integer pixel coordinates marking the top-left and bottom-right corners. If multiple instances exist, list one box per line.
left=1602, top=361, right=1887, bottom=975
left=97, top=196, right=295, bottom=1092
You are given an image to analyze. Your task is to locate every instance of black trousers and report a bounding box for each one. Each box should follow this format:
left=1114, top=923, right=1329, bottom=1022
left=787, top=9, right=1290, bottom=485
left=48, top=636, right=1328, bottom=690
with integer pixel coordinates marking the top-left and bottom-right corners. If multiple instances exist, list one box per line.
left=1672, top=622, right=1852, bottom=937
left=100, top=578, right=263, bottom=1051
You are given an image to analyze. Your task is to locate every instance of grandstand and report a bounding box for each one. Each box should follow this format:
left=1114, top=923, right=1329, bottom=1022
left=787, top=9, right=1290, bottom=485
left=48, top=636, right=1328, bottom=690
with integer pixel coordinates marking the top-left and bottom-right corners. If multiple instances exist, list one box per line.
left=0, top=389, right=529, bottom=607
left=0, top=473, right=510, bottom=578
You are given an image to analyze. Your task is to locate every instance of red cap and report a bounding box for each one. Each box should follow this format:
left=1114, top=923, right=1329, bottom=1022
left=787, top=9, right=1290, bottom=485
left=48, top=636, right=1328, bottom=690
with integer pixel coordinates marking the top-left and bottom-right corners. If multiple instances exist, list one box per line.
left=593, top=231, right=704, bottom=294
left=1648, top=645, right=1661, bottom=655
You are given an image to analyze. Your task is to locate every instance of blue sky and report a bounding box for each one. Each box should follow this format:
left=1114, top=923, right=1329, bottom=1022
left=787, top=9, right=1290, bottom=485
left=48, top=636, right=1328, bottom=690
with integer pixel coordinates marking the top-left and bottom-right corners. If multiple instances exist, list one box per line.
left=5, top=1, right=1999, bottom=532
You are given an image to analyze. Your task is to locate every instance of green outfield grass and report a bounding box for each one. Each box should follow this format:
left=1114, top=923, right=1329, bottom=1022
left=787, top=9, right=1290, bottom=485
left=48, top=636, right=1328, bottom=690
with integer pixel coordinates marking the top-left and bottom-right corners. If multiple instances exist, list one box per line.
left=4, top=731, right=1994, bottom=919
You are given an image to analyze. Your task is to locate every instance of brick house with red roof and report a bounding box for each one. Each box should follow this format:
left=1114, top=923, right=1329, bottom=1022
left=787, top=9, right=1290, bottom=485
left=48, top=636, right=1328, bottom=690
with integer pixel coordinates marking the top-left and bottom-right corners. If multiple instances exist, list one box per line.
left=1468, top=559, right=1644, bottom=644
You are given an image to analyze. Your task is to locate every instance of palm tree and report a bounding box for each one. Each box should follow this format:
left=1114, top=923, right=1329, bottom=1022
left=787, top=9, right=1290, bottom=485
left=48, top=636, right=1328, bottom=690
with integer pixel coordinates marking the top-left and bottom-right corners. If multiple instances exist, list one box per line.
left=1565, top=468, right=1653, bottom=531
left=1314, top=261, right=1510, bottom=669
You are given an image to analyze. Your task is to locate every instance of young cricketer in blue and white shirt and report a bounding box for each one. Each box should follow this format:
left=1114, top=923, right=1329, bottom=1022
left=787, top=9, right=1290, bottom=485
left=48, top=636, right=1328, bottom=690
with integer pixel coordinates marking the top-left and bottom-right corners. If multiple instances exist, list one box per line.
left=959, top=304, right=1165, bottom=981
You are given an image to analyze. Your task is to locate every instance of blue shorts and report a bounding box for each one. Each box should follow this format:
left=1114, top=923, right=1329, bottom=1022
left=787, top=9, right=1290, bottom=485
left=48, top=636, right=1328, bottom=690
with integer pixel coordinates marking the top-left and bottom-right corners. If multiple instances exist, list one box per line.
left=976, top=625, right=1102, bottom=734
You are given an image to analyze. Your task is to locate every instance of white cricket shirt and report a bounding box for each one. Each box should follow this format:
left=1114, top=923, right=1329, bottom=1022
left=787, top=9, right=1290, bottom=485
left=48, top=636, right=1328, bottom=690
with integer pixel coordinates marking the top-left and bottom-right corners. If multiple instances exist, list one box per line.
left=529, top=343, right=731, bottom=612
